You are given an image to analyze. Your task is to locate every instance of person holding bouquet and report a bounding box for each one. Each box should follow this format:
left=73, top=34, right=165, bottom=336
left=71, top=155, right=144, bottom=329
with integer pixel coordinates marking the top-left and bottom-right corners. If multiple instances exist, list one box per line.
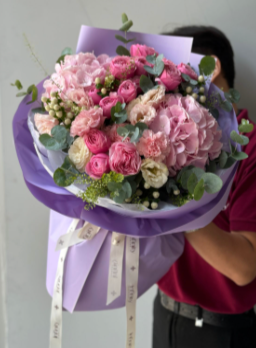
left=153, top=26, right=256, bottom=348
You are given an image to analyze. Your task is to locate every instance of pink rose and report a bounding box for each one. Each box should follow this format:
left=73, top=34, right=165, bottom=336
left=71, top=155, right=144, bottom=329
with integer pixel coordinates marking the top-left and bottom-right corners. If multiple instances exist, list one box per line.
left=85, top=154, right=110, bottom=179
left=128, top=103, right=157, bottom=126
left=109, top=142, right=141, bottom=176
left=104, top=123, right=131, bottom=143
left=70, top=108, right=104, bottom=137
left=137, top=129, right=169, bottom=162
left=67, top=89, right=93, bottom=108
left=177, top=63, right=198, bottom=81
left=84, top=129, right=111, bottom=154
left=109, top=56, right=136, bottom=80
left=88, top=86, right=102, bottom=105
left=34, top=113, right=59, bottom=135
left=134, top=57, right=153, bottom=76
left=157, top=58, right=182, bottom=91
left=130, top=76, right=142, bottom=93
left=117, top=80, right=137, bottom=103
left=130, top=44, right=158, bottom=58
left=99, top=92, right=124, bottom=118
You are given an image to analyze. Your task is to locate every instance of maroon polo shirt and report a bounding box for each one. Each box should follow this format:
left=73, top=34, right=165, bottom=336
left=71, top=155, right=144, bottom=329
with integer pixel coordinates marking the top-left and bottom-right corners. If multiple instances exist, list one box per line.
left=158, top=109, right=256, bottom=314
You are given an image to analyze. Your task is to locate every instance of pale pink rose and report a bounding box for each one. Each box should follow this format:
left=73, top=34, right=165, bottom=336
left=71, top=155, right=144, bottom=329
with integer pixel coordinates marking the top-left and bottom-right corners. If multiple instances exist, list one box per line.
left=157, top=58, right=182, bottom=91
left=84, top=129, right=111, bottom=154
left=88, top=86, right=102, bottom=105
left=85, top=153, right=110, bottom=179
left=34, top=113, right=59, bottom=135
left=117, top=80, right=137, bottom=103
left=177, top=63, right=198, bottom=81
left=137, top=129, right=169, bottom=162
left=99, top=92, right=124, bottom=118
left=130, top=44, right=158, bottom=58
left=109, top=142, right=141, bottom=176
left=134, top=56, right=153, bottom=76
left=67, top=89, right=93, bottom=108
left=128, top=104, right=157, bottom=126
left=104, top=123, right=131, bottom=143
left=141, top=85, right=166, bottom=108
left=70, top=108, right=104, bottom=137
left=109, top=56, right=136, bottom=80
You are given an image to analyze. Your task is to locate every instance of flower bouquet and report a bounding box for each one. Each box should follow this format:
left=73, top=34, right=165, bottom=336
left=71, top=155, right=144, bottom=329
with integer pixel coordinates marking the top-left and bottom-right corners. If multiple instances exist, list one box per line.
left=12, top=13, right=252, bottom=348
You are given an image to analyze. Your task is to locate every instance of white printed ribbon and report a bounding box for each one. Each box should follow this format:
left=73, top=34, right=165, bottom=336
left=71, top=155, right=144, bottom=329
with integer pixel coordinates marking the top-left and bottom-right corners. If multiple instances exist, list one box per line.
left=125, top=237, right=140, bottom=348
left=106, top=232, right=126, bottom=305
left=55, top=221, right=101, bottom=251
left=49, top=218, right=79, bottom=348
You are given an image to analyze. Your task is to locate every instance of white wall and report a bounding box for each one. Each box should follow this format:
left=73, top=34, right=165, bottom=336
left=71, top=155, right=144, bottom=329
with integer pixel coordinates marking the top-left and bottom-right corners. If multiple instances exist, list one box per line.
left=1, top=1, right=256, bottom=347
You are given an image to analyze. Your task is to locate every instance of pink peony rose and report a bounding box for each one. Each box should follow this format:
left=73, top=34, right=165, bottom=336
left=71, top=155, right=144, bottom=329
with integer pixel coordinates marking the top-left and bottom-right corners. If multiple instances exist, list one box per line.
left=130, top=44, right=158, bottom=58
left=137, top=129, right=169, bottom=162
left=134, top=56, right=153, bottom=76
left=177, top=63, right=198, bottom=81
left=70, top=108, right=104, bottom=137
left=109, top=142, right=141, bottom=176
left=85, top=154, right=110, bottom=179
left=34, top=113, right=59, bottom=135
left=104, top=123, right=131, bottom=143
left=84, top=129, right=111, bottom=154
left=157, top=58, right=182, bottom=91
left=88, top=86, right=102, bottom=105
left=99, top=92, right=124, bottom=118
left=109, top=56, right=136, bottom=80
left=67, top=89, right=93, bottom=108
left=117, top=80, right=137, bottom=103
left=130, top=76, right=142, bottom=93
left=128, top=103, right=157, bottom=126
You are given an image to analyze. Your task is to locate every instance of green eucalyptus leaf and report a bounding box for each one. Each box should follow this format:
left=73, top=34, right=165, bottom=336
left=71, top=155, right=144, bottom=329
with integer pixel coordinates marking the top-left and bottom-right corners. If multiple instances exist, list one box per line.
left=16, top=92, right=28, bottom=97
left=219, top=151, right=229, bottom=168
left=39, top=134, right=60, bottom=150
left=181, top=73, right=190, bottom=82
left=146, top=54, right=157, bottom=64
left=156, top=54, right=164, bottom=62
left=223, top=156, right=236, bottom=169
left=187, top=173, right=198, bottom=195
left=119, top=20, right=133, bottom=32
left=122, top=13, right=129, bottom=23
left=53, top=157, right=79, bottom=187
left=230, top=130, right=249, bottom=145
left=124, top=124, right=136, bottom=132
left=143, top=65, right=155, bottom=75
left=199, top=56, right=216, bottom=76
left=136, top=122, right=148, bottom=132
left=61, top=47, right=72, bottom=56
left=176, top=165, right=194, bottom=182
left=11, top=80, right=23, bottom=90
left=51, top=125, right=68, bottom=142
left=209, top=108, right=219, bottom=120
left=191, top=167, right=205, bottom=180
left=202, top=173, right=223, bottom=194
left=220, top=100, right=233, bottom=112
left=181, top=169, right=193, bottom=190
left=115, top=114, right=127, bottom=124
left=225, top=89, right=240, bottom=103
left=53, top=168, right=70, bottom=187
left=113, top=189, right=126, bottom=203
left=194, top=179, right=205, bottom=201
left=122, top=181, right=132, bottom=198
left=107, top=182, right=123, bottom=192
left=238, top=122, right=254, bottom=133
left=117, top=127, right=129, bottom=136
left=154, top=60, right=165, bottom=76
left=130, top=127, right=140, bottom=142
left=116, top=45, right=131, bottom=56
left=206, top=160, right=217, bottom=173
left=56, top=55, right=66, bottom=64
left=231, top=151, right=248, bottom=161
left=166, top=179, right=178, bottom=194
left=190, top=79, right=198, bottom=86
left=139, top=75, right=154, bottom=93
left=115, top=35, right=135, bottom=44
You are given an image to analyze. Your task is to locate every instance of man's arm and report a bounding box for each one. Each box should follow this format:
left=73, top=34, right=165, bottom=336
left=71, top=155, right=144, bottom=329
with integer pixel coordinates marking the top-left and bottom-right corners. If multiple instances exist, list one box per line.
left=185, top=223, right=256, bottom=286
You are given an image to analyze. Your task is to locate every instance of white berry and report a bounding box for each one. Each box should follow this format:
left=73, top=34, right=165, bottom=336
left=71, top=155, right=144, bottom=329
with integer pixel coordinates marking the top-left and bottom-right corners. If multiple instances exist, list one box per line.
left=125, top=198, right=132, bottom=203
left=174, top=189, right=180, bottom=196
left=136, top=190, right=143, bottom=196
left=153, top=191, right=160, bottom=199
left=199, top=87, right=205, bottom=93
left=49, top=110, right=55, bottom=117
left=50, top=91, right=57, bottom=97
left=56, top=111, right=63, bottom=118
left=54, top=104, right=60, bottom=111
left=41, top=96, right=47, bottom=103
left=200, top=95, right=206, bottom=103
left=144, top=183, right=150, bottom=189
left=151, top=202, right=158, bottom=210
left=67, top=112, right=73, bottom=119
left=186, top=86, right=192, bottom=94
left=51, top=97, right=58, bottom=105
left=64, top=119, right=71, bottom=125
left=45, top=105, right=50, bottom=112
left=198, top=75, right=205, bottom=83
left=143, top=201, right=150, bottom=208
left=95, top=77, right=101, bottom=84
left=101, top=88, right=107, bottom=95
left=192, top=93, right=198, bottom=100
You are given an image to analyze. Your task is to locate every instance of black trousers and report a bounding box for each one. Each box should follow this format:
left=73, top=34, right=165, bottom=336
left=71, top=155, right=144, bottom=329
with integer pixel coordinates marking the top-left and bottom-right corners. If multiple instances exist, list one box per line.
left=153, top=292, right=256, bottom=348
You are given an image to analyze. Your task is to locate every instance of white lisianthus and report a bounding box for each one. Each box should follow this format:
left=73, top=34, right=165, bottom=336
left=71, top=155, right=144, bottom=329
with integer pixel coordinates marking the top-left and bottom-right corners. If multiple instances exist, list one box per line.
left=141, top=158, right=169, bottom=189
left=126, top=96, right=142, bottom=118
left=68, top=137, right=92, bottom=173
left=140, top=84, right=165, bottom=107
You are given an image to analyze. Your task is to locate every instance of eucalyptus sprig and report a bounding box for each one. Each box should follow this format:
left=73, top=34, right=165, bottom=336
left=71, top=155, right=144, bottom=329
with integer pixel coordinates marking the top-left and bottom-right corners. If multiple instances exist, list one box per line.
left=117, top=123, right=148, bottom=143
left=143, top=54, right=165, bottom=77
left=115, top=13, right=135, bottom=56
left=11, top=81, right=39, bottom=105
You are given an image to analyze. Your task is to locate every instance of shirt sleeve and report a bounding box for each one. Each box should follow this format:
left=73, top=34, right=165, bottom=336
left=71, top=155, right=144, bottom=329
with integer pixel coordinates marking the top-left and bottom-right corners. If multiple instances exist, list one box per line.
left=229, top=159, right=256, bottom=232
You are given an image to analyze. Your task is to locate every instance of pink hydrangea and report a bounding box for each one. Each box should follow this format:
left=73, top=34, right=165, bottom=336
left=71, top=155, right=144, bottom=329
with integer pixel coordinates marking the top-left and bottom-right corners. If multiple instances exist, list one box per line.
left=70, top=108, right=104, bottom=137
left=149, top=95, right=222, bottom=175
left=67, top=89, right=93, bottom=108
left=137, top=129, right=170, bottom=162
left=109, top=142, right=141, bottom=176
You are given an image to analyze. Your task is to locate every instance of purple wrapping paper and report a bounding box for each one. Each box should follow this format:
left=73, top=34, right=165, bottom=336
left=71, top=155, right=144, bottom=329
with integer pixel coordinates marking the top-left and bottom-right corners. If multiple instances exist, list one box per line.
left=12, top=27, right=240, bottom=312
left=47, top=210, right=184, bottom=312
